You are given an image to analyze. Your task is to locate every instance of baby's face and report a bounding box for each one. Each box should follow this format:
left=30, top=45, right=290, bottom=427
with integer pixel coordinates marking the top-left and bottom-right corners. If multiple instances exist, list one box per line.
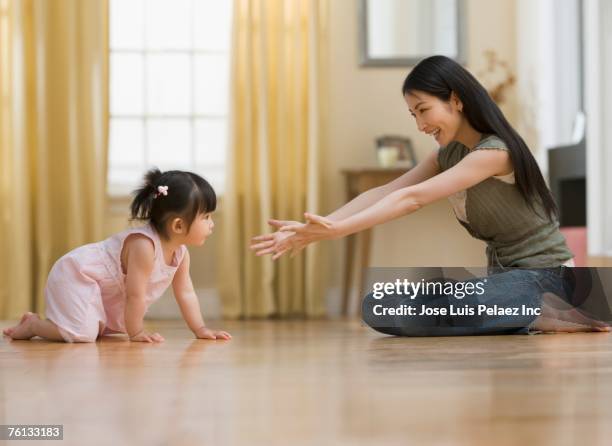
left=185, top=212, right=215, bottom=246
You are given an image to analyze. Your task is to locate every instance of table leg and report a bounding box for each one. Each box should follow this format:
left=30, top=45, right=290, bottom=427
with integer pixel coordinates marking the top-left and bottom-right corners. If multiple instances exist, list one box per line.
left=342, top=233, right=356, bottom=316
left=357, top=229, right=372, bottom=315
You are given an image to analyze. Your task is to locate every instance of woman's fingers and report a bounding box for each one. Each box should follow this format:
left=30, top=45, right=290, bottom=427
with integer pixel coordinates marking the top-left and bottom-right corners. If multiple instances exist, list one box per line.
left=272, top=248, right=290, bottom=260
left=305, top=213, right=333, bottom=228
left=255, top=246, right=278, bottom=256
left=268, top=219, right=292, bottom=229
left=279, top=214, right=331, bottom=233
left=250, top=240, right=275, bottom=250
left=279, top=225, right=302, bottom=233
left=289, top=246, right=305, bottom=258
left=251, top=234, right=275, bottom=243
left=268, top=219, right=283, bottom=228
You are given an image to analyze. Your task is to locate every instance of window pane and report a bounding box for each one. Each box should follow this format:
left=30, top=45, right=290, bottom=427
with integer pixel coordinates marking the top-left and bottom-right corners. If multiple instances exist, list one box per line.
left=198, top=167, right=225, bottom=193
left=110, top=0, right=144, bottom=49
left=109, top=118, right=144, bottom=167
left=108, top=0, right=233, bottom=194
left=145, top=0, right=191, bottom=49
left=194, top=54, right=229, bottom=115
left=195, top=119, right=227, bottom=167
left=194, top=0, right=233, bottom=51
left=147, top=119, right=191, bottom=169
left=108, top=166, right=142, bottom=193
left=146, top=54, right=191, bottom=115
left=111, top=54, right=143, bottom=115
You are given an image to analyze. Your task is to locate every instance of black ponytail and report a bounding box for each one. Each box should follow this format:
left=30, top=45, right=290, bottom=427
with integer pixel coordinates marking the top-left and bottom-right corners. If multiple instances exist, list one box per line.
left=130, top=168, right=163, bottom=221
left=130, top=167, right=217, bottom=239
left=402, top=55, right=558, bottom=220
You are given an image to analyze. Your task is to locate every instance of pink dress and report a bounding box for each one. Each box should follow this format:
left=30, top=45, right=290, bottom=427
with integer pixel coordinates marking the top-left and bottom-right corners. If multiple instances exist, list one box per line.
left=44, top=224, right=187, bottom=342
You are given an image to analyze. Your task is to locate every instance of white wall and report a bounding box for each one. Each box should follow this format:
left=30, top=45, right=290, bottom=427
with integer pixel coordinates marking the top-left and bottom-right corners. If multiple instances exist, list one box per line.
left=515, top=0, right=583, bottom=181
left=585, top=0, right=612, bottom=257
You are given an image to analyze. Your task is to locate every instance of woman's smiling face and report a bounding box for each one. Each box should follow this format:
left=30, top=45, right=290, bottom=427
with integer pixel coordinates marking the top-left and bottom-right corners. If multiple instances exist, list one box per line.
left=404, top=90, right=463, bottom=147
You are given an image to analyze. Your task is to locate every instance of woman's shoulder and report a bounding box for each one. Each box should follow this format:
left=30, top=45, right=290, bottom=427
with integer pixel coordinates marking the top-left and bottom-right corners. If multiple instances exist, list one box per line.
left=437, top=141, right=466, bottom=170
left=473, top=134, right=508, bottom=151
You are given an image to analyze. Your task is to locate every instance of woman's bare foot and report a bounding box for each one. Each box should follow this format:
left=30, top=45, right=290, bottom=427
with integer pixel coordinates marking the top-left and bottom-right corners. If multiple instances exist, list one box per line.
left=531, top=292, right=611, bottom=333
left=2, top=312, right=40, bottom=340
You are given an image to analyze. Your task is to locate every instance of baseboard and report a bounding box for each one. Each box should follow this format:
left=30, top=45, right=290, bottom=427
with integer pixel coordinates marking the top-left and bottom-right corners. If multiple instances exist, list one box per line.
left=146, top=286, right=346, bottom=320
left=145, top=288, right=222, bottom=320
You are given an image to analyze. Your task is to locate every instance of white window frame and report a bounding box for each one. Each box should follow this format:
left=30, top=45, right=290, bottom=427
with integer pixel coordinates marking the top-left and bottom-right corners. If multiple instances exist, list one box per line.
left=108, top=0, right=231, bottom=197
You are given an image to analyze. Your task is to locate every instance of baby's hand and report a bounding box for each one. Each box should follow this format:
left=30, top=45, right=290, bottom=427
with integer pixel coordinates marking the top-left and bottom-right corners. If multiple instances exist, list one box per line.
left=195, top=326, right=232, bottom=340
left=129, top=330, right=165, bottom=343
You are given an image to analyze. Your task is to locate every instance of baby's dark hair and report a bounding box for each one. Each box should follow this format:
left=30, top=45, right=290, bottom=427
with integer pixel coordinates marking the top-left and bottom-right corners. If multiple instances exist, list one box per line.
left=130, top=168, right=217, bottom=239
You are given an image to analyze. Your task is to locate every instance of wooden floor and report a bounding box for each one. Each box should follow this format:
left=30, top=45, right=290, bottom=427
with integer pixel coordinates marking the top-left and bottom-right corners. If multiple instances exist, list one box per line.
left=2, top=319, right=612, bottom=446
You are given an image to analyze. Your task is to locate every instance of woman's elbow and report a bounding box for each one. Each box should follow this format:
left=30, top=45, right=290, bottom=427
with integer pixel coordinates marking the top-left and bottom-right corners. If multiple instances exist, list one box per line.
left=396, top=189, right=427, bottom=214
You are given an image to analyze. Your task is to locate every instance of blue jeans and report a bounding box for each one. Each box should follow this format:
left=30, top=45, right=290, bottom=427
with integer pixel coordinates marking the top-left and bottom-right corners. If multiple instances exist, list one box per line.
left=361, top=267, right=572, bottom=336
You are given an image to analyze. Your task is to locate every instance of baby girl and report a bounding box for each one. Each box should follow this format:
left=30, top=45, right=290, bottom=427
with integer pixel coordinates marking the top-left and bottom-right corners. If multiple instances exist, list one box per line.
left=3, top=168, right=230, bottom=343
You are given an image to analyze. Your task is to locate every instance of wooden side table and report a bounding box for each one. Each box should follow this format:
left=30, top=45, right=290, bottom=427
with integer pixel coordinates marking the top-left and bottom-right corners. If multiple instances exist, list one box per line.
left=341, top=167, right=408, bottom=315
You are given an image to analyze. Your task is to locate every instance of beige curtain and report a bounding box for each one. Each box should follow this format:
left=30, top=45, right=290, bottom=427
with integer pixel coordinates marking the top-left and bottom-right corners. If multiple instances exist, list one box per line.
left=0, top=0, right=108, bottom=319
left=219, top=0, right=329, bottom=318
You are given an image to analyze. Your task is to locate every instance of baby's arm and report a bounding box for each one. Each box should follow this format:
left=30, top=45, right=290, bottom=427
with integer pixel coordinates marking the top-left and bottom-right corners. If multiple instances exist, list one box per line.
left=123, top=234, right=164, bottom=342
left=172, top=250, right=231, bottom=340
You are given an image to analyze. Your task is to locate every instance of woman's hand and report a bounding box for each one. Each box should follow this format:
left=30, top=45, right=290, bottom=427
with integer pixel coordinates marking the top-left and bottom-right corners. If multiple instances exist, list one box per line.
left=129, top=330, right=165, bottom=343
left=278, top=213, right=341, bottom=243
left=273, top=213, right=341, bottom=259
left=250, top=219, right=299, bottom=259
left=195, top=326, right=232, bottom=340
left=251, top=215, right=340, bottom=260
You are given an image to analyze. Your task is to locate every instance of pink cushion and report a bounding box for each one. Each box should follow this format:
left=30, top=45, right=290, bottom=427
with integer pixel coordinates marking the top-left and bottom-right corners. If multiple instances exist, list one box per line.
left=559, top=226, right=587, bottom=266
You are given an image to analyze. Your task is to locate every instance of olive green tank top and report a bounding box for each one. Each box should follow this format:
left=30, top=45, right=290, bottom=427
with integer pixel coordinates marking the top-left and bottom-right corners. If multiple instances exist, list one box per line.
left=437, top=134, right=574, bottom=267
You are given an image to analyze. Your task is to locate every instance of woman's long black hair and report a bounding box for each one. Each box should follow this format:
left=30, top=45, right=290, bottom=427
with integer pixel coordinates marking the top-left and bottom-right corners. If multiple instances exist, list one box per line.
left=402, top=55, right=557, bottom=219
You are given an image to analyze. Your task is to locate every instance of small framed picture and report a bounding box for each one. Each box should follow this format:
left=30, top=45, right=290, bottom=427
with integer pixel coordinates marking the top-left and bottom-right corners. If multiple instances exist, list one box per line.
left=375, top=135, right=416, bottom=168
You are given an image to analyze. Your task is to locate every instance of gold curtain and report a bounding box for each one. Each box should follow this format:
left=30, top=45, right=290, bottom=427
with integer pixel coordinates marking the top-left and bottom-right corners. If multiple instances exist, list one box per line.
left=219, top=0, right=329, bottom=318
left=0, top=0, right=108, bottom=319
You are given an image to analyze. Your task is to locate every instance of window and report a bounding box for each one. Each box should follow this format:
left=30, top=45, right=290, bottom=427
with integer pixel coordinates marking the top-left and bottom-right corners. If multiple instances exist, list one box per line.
left=552, top=0, right=583, bottom=146
left=109, top=0, right=232, bottom=195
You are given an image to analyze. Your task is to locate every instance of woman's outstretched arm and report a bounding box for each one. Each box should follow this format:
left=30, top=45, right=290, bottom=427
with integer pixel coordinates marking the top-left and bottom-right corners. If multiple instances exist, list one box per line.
left=250, top=150, right=440, bottom=257
left=326, top=149, right=441, bottom=221
left=271, top=149, right=510, bottom=256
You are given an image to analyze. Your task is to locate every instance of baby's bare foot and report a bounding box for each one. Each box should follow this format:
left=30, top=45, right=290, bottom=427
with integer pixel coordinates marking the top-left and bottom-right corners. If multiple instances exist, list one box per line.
left=2, top=312, right=29, bottom=336
left=2, top=312, right=40, bottom=340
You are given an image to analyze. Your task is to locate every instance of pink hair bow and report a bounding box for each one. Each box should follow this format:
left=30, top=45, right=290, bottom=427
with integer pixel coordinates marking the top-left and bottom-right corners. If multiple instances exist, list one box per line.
left=156, top=185, right=169, bottom=197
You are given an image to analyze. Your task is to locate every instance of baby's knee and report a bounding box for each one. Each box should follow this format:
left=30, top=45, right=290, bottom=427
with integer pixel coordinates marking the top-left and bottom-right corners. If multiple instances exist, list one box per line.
left=70, top=334, right=98, bottom=343
left=59, top=323, right=100, bottom=343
